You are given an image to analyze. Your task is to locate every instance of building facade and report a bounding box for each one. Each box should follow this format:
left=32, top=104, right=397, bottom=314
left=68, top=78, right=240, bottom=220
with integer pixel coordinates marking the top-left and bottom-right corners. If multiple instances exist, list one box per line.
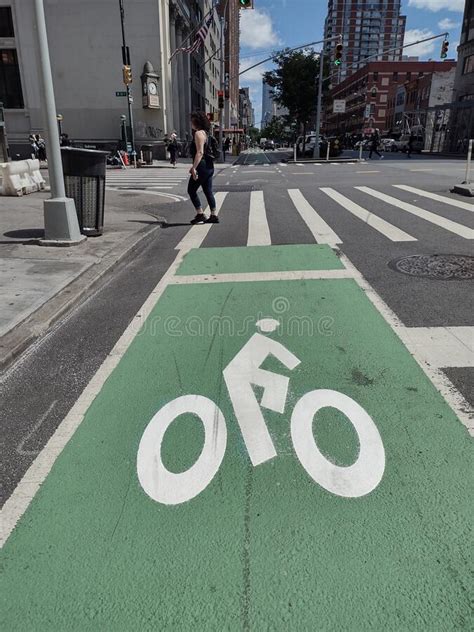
left=324, top=0, right=406, bottom=83
left=453, top=0, right=474, bottom=102
left=218, top=0, right=239, bottom=129
left=0, top=0, right=223, bottom=156
left=325, top=60, right=456, bottom=136
left=239, top=87, right=254, bottom=130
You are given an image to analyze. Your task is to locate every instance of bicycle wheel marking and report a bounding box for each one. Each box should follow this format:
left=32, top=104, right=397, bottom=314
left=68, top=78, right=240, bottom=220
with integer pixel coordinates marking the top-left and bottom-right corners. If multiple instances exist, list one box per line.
left=1, top=246, right=472, bottom=630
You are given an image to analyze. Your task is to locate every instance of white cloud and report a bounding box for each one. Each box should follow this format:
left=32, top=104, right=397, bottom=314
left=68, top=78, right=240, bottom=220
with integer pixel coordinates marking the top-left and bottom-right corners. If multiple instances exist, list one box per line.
left=404, top=28, right=436, bottom=57
left=240, top=9, right=280, bottom=49
left=438, top=18, right=460, bottom=30
left=408, top=0, right=464, bottom=12
left=239, top=55, right=269, bottom=83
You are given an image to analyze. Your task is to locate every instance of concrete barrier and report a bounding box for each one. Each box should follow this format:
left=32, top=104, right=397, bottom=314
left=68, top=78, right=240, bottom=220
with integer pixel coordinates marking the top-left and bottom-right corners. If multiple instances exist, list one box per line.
left=0, top=159, right=46, bottom=196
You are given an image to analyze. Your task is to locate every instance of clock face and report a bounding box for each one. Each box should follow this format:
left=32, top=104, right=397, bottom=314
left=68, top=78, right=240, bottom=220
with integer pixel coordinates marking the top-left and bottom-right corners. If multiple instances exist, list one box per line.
left=148, top=81, right=157, bottom=95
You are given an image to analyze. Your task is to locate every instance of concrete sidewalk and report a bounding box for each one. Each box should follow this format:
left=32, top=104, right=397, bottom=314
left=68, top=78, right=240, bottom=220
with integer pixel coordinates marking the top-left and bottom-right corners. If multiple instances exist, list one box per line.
left=0, top=188, right=173, bottom=371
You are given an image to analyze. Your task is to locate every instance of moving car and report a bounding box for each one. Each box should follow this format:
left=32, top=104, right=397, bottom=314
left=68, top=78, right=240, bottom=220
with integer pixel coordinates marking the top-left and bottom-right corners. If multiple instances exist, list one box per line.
left=395, top=129, right=425, bottom=153
left=381, top=138, right=397, bottom=152
left=264, top=140, right=275, bottom=150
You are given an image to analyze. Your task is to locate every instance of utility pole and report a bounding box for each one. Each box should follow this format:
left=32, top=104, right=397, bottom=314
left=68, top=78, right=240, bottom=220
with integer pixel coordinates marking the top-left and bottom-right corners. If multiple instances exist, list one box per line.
left=119, top=0, right=136, bottom=166
left=33, top=0, right=83, bottom=244
left=313, top=48, right=324, bottom=159
left=218, top=14, right=225, bottom=161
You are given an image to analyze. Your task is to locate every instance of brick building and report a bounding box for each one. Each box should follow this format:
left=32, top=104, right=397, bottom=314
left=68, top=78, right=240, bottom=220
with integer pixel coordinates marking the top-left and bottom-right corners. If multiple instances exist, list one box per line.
left=453, top=0, right=474, bottom=101
left=325, top=60, right=457, bottom=137
left=324, top=0, right=406, bottom=83
left=218, top=0, right=240, bottom=128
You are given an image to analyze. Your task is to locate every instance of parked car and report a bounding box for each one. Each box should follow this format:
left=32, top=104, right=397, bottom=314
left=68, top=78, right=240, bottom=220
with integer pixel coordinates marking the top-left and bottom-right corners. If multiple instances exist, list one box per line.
left=396, top=133, right=424, bottom=153
left=296, top=133, right=323, bottom=157
left=381, top=138, right=397, bottom=152
left=264, top=140, right=275, bottom=151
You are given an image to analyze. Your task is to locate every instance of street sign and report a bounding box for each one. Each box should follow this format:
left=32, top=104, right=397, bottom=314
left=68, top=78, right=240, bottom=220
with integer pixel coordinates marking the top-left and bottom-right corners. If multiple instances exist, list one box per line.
left=2, top=243, right=472, bottom=629
left=115, top=91, right=127, bottom=97
left=333, top=99, right=346, bottom=114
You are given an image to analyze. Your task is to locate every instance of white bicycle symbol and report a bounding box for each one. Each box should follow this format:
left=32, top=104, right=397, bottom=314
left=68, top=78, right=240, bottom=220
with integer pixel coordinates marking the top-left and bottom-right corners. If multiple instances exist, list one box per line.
left=137, top=319, right=385, bottom=505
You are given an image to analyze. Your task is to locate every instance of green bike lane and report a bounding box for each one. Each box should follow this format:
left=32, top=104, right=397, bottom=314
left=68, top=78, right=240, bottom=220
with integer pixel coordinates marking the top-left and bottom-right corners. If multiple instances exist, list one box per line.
left=1, top=245, right=472, bottom=630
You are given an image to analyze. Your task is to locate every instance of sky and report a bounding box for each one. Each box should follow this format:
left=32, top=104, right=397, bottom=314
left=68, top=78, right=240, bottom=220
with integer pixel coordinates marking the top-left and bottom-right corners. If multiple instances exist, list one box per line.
left=239, top=0, right=466, bottom=128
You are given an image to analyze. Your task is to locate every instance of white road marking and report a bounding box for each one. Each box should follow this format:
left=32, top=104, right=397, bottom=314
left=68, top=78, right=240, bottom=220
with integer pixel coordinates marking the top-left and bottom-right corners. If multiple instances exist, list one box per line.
left=16, top=401, right=58, bottom=456
left=396, top=326, right=474, bottom=368
left=106, top=188, right=187, bottom=202
left=288, top=189, right=342, bottom=246
left=356, top=170, right=380, bottom=174
left=340, top=253, right=474, bottom=437
left=248, top=191, right=271, bottom=246
left=175, top=191, right=228, bottom=251
left=320, top=187, right=416, bottom=242
left=1, top=247, right=188, bottom=547
left=409, top=168, right=433, bottom=172
left=356, top=186, right=474, bottom=239
left=171, top=269, right=354, bottom=285
left=291, top=172, right=315, bottom=175
left=393, top=185, right=474, bottom=212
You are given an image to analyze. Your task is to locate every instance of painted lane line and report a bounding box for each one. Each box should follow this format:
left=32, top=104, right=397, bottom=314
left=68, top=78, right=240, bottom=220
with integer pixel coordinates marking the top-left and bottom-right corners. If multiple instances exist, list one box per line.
left=291, top=172, right=315, bottom=175
left=339, top=253, right=474, bottom=437
left=288, top=189, right=342, bottom=246
left=16, top=401, right=58, bottom=456
left=356, top=187, right=474, bottom=239
left=0, top=248, right=188, bottom=548
left=248, top=191, right=271, bottom=246
left=395, top=326, right=474, bottom=369
left=356, top=170, right=380, bottom=174
left=320, top=187, right=416, bottom=242
left=175, top=191, right=228, bottom=252
left=409, top=168, right=433, bottom=172
left=171, top=269, right=355, bottom=285
left=393, top=185, right=474, bottom=212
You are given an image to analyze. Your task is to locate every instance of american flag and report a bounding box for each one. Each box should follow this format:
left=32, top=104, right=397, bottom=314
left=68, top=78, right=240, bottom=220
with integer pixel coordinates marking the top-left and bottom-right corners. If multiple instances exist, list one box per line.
left=170, top=14, right=214, bottom=60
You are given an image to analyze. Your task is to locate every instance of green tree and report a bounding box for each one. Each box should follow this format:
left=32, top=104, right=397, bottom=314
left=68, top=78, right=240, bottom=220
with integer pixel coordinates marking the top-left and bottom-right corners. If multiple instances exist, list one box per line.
left=247, top=126, right=260, bottom=143
left=264, top=49, right=322, bottom=154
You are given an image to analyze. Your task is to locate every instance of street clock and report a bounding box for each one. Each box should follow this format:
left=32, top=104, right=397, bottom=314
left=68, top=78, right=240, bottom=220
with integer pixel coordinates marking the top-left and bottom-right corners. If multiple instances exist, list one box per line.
left=141, top=61, right=160, bottom=109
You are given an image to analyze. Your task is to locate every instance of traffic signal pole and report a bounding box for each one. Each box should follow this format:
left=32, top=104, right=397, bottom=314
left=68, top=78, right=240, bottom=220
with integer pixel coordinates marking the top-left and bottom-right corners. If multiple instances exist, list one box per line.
left=119, top=0, right=136, bottom=167
left=33, top=0, right=83, bottom=244
left=218, top=13, right=225, bottom=161
left=313, top=48, right=324, bottom=159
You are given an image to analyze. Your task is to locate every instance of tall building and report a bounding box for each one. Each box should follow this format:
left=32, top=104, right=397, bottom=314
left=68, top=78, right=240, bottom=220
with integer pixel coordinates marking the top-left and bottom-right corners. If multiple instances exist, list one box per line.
left=0, top=0, right=221, bottom=156
left=261, top=78, right=288, bottom=129
left=324, top=0, right=406, bottom=83
left=218, top=0, right=240, bottom=129
left=239, top=87, right=254, bottom=130
left=453, top=0, right=474, bottom=101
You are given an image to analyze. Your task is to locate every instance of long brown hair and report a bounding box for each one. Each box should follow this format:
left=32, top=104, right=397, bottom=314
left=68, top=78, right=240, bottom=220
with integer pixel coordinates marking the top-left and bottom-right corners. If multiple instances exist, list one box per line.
left=191, top=111, right=210, bottom=133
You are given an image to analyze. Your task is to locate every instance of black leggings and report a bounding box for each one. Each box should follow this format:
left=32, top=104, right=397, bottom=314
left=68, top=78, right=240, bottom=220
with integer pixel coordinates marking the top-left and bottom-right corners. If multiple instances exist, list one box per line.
left=188, top=160, right=216, bottom=211
left=369, top=147, right=381, bottom=158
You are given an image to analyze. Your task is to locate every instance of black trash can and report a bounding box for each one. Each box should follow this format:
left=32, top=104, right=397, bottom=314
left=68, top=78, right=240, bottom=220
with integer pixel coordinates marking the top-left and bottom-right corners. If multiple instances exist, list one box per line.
left=61, top=147, right=108, bottom=236
left=141, top=145, right=153, bottom=165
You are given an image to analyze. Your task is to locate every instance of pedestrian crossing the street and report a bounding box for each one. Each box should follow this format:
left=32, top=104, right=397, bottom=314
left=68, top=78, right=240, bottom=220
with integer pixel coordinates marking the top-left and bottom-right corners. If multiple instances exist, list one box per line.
left=178, top=184, right=473, bottom=249
left=106, top=167, right=188, bottom=191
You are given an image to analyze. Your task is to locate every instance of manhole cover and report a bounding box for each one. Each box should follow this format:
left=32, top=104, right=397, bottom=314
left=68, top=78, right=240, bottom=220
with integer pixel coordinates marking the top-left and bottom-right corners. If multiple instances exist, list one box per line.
left=389, top=254, right=474, bottom=280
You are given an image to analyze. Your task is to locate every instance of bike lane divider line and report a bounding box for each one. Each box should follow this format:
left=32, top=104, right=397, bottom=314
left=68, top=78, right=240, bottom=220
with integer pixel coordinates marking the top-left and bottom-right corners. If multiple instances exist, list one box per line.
left=176, top=244, right=344, bottom=276
left=174, top=191, right=228, bottom=252
left=1, top=245, right=472, bottom=629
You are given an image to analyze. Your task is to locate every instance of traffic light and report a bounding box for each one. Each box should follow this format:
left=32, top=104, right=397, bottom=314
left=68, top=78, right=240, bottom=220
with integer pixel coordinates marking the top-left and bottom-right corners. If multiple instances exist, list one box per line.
left=239, top=0, right=254, bottom=7
left=440, top=39, right=449, bottom=59
left=123, top=65, right=133, bottom=85
left=334, top=42, right=343, bottom=66
left=218, top=90, right=224, bottom=109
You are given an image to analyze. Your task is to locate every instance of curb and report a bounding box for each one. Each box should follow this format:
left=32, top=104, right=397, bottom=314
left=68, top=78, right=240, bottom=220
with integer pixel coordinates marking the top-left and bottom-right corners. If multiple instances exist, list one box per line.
left=287, top=158, right=360, bottom=164
left=0, top=222, right=162, bottom=374
left=451, top=184, right=474, bottom=197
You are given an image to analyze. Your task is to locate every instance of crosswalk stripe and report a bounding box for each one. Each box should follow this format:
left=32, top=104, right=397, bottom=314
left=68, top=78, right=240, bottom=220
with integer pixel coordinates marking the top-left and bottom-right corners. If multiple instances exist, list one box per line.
left=175, top=191, right=228, bottom=251
left=320, top=188, right=417, bottom=242
left=288, top=189, right=342, bottom=246
left=393, top=185, right=474, bottom=212
left=356, top=187, right=474, bottom=240
left=248, top=191, right=271, bottom=246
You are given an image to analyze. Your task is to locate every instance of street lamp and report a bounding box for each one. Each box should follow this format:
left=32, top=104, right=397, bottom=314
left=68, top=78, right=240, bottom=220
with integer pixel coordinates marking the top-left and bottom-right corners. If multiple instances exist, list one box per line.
left=119, top=0, right=136, bottom=166
left=56, top=113, right=63, bottom=137
left=120, top=114, right=128, bottom=153
left=33, top=0, right=83, bottom=244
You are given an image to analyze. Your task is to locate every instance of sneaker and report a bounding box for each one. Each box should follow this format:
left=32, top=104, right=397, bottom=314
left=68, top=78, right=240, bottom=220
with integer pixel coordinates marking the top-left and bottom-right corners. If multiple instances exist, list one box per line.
left=380, top=155, right=384, bottom=159
left=190, top=213, right=206, bottom=224
left=206, top=214, right=219, bottom=224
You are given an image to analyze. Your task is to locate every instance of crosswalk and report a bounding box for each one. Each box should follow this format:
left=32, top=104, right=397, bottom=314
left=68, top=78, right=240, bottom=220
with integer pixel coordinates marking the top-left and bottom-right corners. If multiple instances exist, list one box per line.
left=178, top=184, right=473, bottom=249
left=106, top=167, right=188, bottom=190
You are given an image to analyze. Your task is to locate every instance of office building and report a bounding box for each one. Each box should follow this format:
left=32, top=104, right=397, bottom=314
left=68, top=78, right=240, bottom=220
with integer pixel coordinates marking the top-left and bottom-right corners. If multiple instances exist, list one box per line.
left=453, top=0, right=474, bottom=101
left=324, top=0, right=406, bottom=83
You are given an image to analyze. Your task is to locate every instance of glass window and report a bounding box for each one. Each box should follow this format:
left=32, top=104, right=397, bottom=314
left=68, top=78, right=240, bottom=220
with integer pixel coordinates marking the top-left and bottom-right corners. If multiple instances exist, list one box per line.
left=0, top=49, right=23, bottom=108
left=0, top=7, right=14, bottom=37
left=463, top=55, right=474, bottom=74
left=393, top=71, right=398, bottom=80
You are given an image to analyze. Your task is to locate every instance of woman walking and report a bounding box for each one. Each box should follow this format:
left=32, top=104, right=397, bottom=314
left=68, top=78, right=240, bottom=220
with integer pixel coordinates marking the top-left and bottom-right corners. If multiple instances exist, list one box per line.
left=168, top=132, right=178, bottom=167
left=188, top=111, right=218, bottom=225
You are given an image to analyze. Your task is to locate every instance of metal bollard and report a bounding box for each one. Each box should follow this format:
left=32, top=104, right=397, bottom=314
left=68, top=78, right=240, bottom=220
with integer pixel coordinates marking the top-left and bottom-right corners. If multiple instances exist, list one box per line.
left=464, top=139, right=473, bottom=185
left=326, top=142, right=330, bottom=162
left=359, top=142, right=363, bottom=162
left=294, top=143, right=297, bottom=162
